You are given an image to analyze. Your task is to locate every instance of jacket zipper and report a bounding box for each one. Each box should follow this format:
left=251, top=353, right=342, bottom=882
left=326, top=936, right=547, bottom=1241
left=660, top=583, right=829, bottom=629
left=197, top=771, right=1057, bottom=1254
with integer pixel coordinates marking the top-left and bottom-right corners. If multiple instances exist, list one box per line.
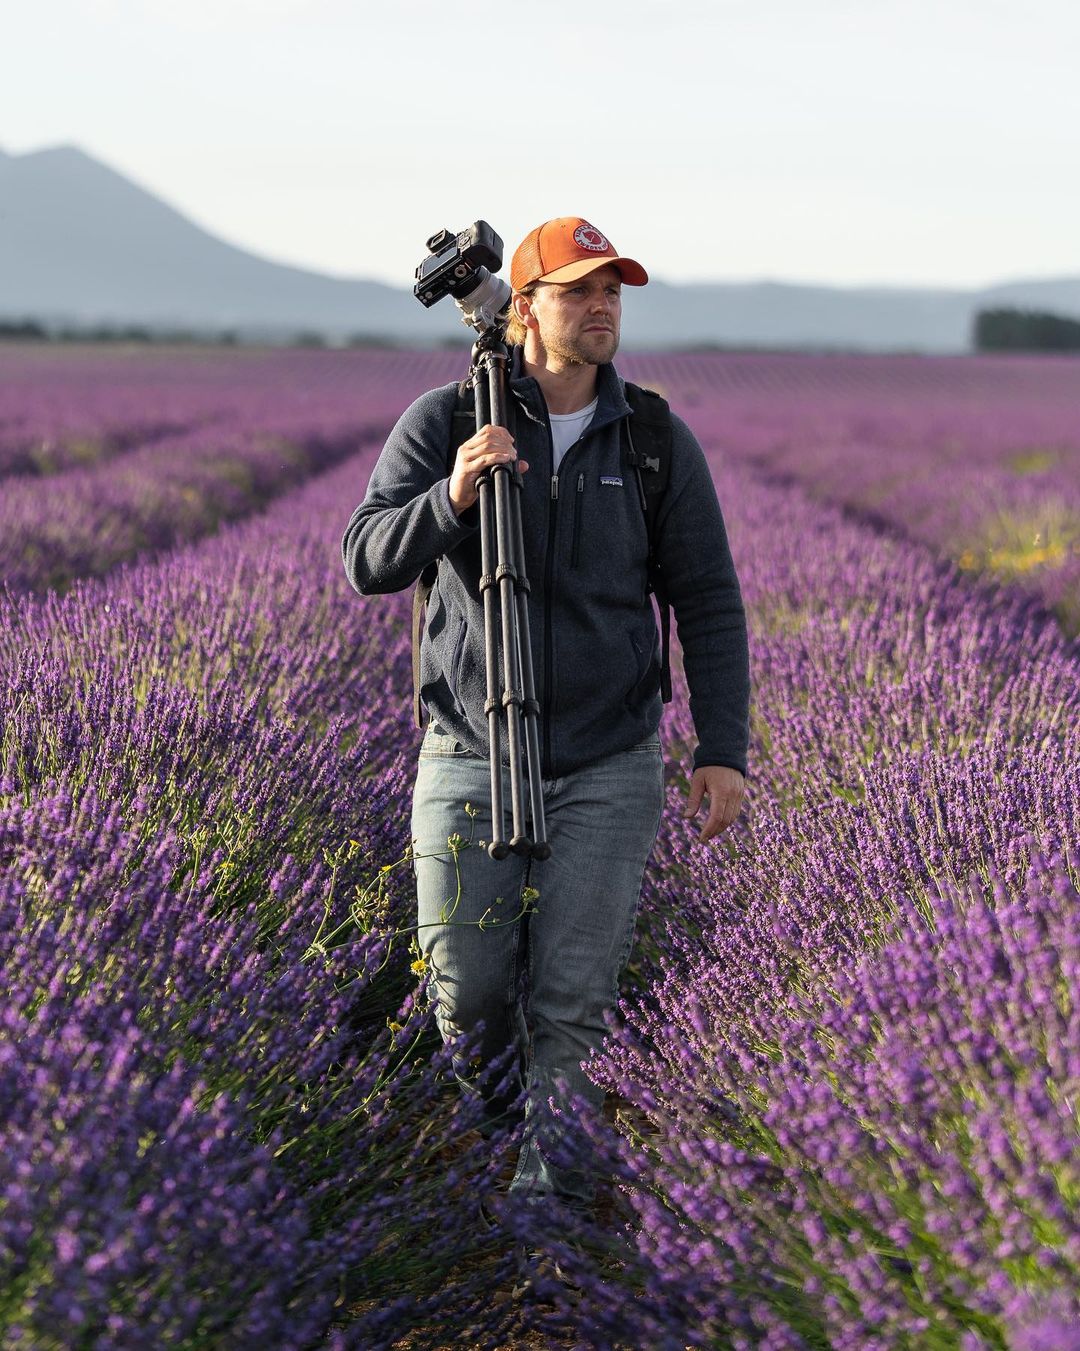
left=543, top=463, right=558, bottom=773
left=538, top=415, right=603, bottom=773
left=571, top=472, right=584, bottom=566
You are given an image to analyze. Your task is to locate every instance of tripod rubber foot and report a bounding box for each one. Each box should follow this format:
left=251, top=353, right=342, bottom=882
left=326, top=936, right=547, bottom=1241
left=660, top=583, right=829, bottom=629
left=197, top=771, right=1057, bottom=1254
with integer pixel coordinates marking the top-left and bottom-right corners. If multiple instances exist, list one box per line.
left=488, top=841, right=511, bottom=861
left=510, top=835, right=533, bottom=856
left=530, top=842, right=552, bottom=862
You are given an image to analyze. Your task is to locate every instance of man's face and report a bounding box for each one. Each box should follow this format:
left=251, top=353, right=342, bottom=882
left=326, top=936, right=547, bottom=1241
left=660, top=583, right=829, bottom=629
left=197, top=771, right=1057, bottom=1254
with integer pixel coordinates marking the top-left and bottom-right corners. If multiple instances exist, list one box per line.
left=525, top=263, right=623, bottom=367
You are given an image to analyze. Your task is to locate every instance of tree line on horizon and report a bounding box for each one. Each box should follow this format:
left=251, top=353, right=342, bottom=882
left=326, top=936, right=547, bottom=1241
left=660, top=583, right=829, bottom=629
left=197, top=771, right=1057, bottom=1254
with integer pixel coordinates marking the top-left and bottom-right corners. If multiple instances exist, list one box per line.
left=973, top=307, right=1080, bottom=352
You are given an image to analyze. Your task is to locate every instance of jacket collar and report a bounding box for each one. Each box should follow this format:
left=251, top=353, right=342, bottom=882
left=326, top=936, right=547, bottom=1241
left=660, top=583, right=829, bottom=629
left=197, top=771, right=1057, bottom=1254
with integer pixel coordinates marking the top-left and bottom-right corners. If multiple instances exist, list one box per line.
left=508, top=343, right=631, bottom=432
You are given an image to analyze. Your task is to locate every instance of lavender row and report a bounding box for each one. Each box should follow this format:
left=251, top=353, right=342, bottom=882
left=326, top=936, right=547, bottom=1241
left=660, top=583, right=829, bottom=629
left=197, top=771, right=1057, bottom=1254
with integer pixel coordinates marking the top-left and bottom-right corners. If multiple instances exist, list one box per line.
left=535, top=464, right=1079, bottom=1346
left=1, top=415, right=397, bottom=595
left=545, top=847, right=1080, bottom=1351
left=0, top=345, right=464, bottom=596
left=0, top=454, right=529, bottom=1347
left=0, top=781, right=518, bottom=1348
left=0, top=344, right=459, bottom=480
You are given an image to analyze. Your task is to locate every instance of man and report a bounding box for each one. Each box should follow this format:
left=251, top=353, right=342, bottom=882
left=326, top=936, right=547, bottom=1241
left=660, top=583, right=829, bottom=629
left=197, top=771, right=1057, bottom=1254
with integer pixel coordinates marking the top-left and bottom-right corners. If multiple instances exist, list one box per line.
left=342, top=217, right=750, bottom=1214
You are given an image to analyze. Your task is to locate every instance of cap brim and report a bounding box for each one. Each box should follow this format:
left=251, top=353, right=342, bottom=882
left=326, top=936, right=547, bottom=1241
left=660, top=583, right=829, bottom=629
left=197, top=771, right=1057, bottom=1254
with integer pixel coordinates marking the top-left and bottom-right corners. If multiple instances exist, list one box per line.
left=537, top=255, right=649, bottom=287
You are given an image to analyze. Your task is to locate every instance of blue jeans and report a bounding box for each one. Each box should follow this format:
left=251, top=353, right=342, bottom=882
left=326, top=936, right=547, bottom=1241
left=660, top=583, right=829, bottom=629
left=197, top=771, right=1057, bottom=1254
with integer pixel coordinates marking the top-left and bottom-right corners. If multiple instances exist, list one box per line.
left=411, top=722, right=665, bottom=1208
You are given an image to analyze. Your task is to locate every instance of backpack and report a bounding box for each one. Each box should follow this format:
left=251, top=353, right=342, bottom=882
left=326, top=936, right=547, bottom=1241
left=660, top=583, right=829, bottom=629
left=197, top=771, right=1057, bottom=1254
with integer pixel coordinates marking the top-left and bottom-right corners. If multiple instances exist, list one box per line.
left=410, top=379, right=673, bottom=728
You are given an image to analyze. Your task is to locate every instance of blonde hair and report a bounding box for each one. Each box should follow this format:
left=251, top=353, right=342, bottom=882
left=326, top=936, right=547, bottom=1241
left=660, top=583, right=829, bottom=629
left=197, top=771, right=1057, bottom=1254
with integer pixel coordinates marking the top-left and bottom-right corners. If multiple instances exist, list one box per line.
left=504, top=284, right=537, bottom=347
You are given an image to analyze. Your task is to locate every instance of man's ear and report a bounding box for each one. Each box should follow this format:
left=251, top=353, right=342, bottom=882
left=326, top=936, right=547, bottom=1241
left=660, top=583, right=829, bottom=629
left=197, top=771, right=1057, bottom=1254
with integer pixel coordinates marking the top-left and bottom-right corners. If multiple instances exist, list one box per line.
left=513, top=292, right=538, bottom=329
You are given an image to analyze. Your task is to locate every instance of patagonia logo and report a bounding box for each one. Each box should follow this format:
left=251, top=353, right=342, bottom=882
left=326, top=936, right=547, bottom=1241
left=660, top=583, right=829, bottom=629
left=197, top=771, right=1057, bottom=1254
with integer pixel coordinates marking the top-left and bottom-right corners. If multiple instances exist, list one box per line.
left=600, top=475, right=623, bottom=487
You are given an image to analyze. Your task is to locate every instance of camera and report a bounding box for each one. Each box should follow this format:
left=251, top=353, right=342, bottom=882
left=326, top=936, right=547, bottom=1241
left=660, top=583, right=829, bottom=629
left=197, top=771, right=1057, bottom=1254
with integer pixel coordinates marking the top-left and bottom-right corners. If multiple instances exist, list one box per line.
left=414, top=222, right=511, bottom=335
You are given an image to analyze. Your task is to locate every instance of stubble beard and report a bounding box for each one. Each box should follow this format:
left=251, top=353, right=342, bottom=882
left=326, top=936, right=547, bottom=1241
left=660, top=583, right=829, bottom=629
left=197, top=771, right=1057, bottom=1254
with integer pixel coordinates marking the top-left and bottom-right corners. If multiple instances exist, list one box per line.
left=546, top=323, right=620, bottom=368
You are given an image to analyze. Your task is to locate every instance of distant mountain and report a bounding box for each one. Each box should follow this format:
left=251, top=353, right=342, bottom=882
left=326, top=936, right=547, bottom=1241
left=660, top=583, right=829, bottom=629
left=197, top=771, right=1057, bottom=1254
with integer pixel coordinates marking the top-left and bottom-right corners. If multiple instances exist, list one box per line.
left=2, top=144, right=1079, bottom=351
left=0, top=144, right=454, bottom=343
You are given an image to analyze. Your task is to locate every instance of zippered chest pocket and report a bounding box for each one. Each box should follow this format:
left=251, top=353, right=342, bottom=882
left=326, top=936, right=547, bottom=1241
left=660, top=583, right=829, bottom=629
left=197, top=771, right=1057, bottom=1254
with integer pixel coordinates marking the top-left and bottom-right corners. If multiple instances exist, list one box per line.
left=571, top=472, right=585, bottom=567
left=569, top=470, right=641, bottom=575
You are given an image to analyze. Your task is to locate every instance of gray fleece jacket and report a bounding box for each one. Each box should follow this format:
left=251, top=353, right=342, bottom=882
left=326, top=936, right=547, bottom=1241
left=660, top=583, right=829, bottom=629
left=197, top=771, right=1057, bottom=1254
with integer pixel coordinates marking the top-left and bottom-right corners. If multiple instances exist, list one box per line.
left=342, top=347, right=750, bottom=778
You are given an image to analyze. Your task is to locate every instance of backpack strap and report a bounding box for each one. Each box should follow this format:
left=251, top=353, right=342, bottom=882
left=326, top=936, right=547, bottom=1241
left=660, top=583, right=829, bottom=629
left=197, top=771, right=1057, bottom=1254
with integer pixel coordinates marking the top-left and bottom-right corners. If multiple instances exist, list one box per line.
left=412, top=380, right=477, bottom=728
left=622, top=382, right=674, bottom=703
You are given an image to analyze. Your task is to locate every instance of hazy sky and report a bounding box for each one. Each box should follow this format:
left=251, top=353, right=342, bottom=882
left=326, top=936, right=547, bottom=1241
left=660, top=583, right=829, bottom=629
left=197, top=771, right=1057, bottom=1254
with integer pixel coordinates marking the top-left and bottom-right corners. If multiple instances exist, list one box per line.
left=5, top=0, right=1078, bottom=289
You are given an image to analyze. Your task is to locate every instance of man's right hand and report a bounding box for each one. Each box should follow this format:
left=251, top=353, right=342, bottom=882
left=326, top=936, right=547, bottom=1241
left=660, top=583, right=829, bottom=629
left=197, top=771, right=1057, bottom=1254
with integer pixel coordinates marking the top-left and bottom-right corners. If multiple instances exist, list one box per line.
left=449, top=425, right=530, bottom=515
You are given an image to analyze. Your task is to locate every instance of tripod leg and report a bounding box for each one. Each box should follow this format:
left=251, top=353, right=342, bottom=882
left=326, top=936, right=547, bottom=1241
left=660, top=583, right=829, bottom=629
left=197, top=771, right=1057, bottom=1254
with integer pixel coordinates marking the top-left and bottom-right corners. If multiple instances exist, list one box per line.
left=474, top=382, right=509, bottom=860
left=508, top=476, right=549, bottom=859
left=484, top=350, right=535, bottom=856
left=493, top=464, right=531, bottom=854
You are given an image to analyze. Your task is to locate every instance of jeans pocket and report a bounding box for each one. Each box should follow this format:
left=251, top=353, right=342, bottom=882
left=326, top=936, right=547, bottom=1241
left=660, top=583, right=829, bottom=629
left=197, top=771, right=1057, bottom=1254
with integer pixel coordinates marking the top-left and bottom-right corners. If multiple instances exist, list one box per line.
left=419, top=721, right=474, bottom=758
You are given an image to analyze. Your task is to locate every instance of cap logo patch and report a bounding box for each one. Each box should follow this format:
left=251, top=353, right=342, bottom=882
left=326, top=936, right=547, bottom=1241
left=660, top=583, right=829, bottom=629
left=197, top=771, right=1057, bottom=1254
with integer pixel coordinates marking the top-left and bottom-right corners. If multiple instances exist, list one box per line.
left=573, top=223, right=609, bottom=252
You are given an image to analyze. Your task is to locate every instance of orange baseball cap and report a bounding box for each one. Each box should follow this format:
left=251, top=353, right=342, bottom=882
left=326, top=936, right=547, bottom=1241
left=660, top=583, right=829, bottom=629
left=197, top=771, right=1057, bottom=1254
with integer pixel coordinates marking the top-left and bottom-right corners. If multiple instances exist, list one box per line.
left=510, top=217, right=649, bottom=290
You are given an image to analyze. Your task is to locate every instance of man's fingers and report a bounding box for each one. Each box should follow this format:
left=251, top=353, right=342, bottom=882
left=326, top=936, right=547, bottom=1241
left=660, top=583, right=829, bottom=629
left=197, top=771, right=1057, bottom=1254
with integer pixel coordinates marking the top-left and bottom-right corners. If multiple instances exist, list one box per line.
left=697, top=798, right=722, bottom=841
left=461, top=445, right=513, bottom=467
left=461, top=446, right=522, bottom=479
left=462, top=428, right=515, bottom=459
left=684, top=779, right=704, bottom=818
left=698, top=796, right=734, bottom=842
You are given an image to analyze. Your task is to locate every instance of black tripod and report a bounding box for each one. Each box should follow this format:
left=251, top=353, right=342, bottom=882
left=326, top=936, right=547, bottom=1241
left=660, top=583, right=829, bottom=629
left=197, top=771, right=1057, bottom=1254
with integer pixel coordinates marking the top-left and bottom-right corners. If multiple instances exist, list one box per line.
left=413, top=222, right=550, bottom=860
left=469, top=328, right=550, bottom=861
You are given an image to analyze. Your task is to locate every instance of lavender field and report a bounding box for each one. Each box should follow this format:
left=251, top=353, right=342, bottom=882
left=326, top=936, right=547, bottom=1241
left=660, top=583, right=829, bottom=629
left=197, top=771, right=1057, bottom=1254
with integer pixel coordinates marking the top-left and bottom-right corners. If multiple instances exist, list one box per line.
left=1, top=343, right=1078, bottom=1349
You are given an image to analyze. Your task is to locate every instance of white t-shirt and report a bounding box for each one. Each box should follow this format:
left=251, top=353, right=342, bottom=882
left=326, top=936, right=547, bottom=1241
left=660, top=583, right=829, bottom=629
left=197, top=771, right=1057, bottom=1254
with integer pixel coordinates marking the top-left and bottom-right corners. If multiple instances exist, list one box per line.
left=549, top=397, right=598, bottom=472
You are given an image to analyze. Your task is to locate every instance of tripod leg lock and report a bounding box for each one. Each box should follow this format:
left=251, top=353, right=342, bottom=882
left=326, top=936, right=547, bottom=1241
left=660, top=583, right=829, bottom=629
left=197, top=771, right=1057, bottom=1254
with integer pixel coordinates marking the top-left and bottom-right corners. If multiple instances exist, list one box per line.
left=479, top=570, right=497, bottom=594
left=495, top=562, right=518, bottom=584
